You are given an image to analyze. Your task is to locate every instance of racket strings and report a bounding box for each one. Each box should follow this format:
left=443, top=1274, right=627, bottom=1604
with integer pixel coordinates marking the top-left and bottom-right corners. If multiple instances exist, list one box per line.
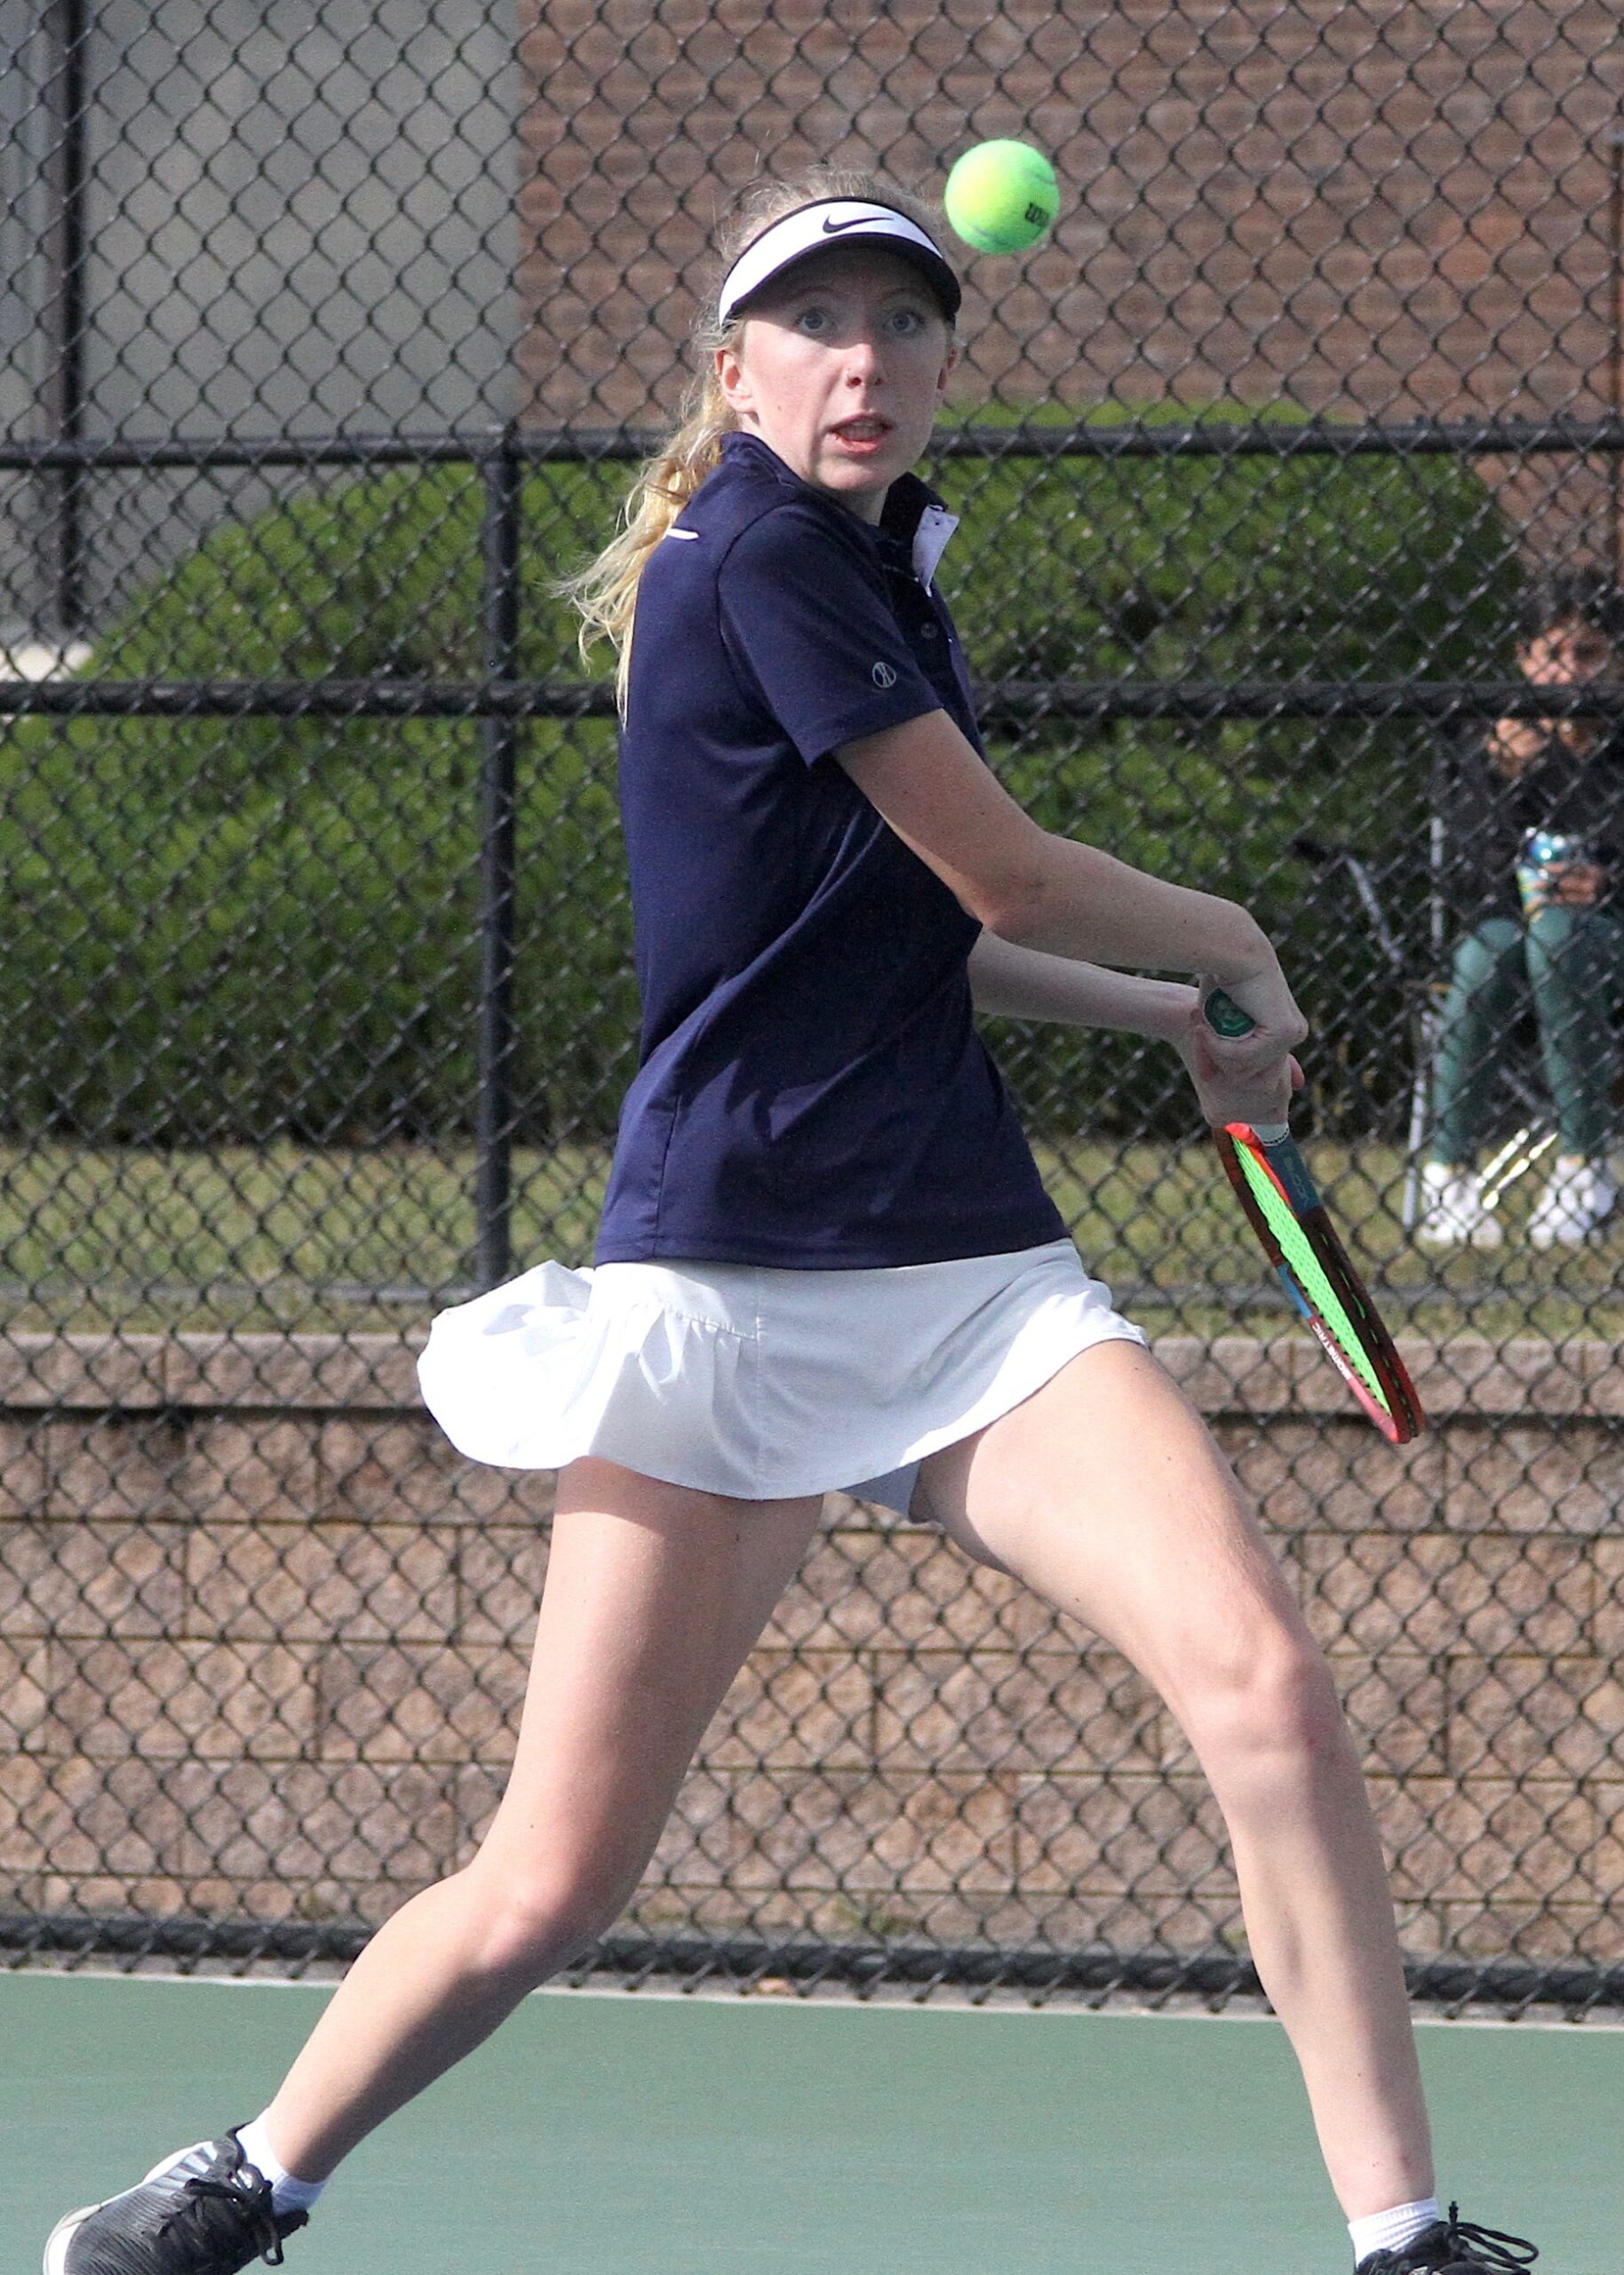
left=1217, top=1125, right=1425, bottom=1445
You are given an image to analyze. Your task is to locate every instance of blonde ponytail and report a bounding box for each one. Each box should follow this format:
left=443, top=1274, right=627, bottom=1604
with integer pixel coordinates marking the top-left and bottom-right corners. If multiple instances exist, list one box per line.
left=561, top=166, right=942, bottom=714
left=558, top=365, right=735, bottom=714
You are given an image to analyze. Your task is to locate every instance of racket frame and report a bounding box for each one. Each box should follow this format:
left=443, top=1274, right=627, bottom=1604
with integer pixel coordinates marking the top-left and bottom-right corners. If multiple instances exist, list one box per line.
left=1214, top=1118, right=1427, bottom=1444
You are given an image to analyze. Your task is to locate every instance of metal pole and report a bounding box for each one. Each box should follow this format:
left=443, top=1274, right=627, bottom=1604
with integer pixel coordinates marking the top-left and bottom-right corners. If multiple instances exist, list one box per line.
left=1610, top=131, right=1624, bottom=587
left=49, top=0, right=90, bottom=635
left=474, top=428, right=522, bottom=1289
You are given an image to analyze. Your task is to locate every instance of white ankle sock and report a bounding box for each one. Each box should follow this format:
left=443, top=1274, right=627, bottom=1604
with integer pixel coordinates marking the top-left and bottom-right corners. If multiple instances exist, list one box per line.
left=235, top=2116, right=329, bottom=2216
left=1349, top=2198, right=1441, bottom=2263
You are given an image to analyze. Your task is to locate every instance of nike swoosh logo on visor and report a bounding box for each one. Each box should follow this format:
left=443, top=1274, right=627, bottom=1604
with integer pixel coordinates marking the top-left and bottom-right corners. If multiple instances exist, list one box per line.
left=822, top=214, right=880, bottom=234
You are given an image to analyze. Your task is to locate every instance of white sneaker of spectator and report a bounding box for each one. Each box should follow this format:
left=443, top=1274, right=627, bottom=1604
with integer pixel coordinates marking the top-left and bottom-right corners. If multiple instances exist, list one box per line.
left=1416, top=1162, right=1503, bottom=1248
left=1527, top=1154, right=1619, bottom=1248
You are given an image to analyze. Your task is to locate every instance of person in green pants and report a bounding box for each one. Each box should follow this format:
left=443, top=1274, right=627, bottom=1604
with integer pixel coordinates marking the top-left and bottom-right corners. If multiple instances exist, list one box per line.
left=1421, top=567, right=1624, bottom=1248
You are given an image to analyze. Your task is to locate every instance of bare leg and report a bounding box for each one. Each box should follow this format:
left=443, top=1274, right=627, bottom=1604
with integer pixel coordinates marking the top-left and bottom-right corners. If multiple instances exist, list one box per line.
left=918, top=1342, right=1433, bottom=2221
left=259, top=1458, right=821, bottom=2179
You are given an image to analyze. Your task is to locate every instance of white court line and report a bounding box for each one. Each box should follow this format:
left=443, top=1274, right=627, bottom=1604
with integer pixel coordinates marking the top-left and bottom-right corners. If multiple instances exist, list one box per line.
left=6, top=1964, right=1620, bottom=2029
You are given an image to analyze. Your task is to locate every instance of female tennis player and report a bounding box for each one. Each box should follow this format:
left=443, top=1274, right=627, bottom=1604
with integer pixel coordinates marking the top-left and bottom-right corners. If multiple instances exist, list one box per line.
left=47, top=172, right=1537, bottom=2275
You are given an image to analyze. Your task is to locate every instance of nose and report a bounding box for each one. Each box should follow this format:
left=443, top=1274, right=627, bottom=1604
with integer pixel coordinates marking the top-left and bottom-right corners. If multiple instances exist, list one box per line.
left=843, top=329, right=886, bottom=381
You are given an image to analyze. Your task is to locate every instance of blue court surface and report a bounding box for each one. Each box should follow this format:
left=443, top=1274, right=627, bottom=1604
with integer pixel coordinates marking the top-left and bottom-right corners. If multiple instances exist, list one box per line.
left=7, top=1973, right=1614, bottom=2273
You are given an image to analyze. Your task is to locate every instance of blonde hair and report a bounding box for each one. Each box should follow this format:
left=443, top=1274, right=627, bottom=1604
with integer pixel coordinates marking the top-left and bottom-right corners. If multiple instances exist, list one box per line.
left=561, top=168, right=944, bottom=712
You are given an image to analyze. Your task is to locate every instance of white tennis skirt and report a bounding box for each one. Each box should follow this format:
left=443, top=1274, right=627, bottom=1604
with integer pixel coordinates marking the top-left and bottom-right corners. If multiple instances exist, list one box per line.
left=417, top=1237, right=1144, bottom=1516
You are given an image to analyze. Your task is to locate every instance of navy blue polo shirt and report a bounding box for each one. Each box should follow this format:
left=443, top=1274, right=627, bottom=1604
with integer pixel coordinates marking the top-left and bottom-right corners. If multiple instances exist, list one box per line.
left=594, top=430, right=1064, bottom=1268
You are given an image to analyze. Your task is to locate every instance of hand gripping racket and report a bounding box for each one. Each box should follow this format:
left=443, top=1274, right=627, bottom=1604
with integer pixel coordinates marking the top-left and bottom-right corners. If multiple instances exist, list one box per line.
left=1204, top=989, right=1425, bottom=1444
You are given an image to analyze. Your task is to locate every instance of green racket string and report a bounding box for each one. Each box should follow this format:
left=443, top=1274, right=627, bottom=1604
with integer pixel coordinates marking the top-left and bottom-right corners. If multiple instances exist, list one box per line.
left=1231, top=1145, right=1392, bottom=1414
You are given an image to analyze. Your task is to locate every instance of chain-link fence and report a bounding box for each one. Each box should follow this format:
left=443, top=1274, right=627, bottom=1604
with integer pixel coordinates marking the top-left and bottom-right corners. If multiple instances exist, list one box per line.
left=3, top=3, right=1624, bottom=2012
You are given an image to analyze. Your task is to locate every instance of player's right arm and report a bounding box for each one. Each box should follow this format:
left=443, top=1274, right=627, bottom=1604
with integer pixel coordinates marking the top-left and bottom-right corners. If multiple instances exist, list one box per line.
left=837, top=706, right=1306, bottom=1069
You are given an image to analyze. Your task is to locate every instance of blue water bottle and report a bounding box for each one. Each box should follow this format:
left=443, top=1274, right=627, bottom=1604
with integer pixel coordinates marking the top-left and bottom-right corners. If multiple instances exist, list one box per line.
left=1516, top=828, right=1587, bottom=915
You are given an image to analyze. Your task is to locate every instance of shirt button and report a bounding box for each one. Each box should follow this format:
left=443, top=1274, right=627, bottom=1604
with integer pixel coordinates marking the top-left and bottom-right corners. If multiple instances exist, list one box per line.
left=919, top=621, right=939, bottom=640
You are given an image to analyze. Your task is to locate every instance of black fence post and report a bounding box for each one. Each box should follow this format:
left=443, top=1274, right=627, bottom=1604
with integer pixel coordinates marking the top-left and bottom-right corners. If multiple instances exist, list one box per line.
left=48, top=0, right=89, bottom=635
left=474, top=426, right=521, bottom=1290
left=1610, top=130, right=1624, bottom=587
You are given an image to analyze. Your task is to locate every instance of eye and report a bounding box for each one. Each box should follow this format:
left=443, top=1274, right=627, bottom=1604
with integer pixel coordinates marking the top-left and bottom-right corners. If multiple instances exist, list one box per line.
left=793, top=306, right=832, bottom=336
left=888, top=306, right=927, bottom=335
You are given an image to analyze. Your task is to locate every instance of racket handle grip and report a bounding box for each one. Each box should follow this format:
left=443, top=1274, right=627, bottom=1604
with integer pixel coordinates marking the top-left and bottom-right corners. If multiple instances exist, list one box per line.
left=1205, top=990, right=1287, bottom=1140
left=1203, top=986, right=1254, bottom=1039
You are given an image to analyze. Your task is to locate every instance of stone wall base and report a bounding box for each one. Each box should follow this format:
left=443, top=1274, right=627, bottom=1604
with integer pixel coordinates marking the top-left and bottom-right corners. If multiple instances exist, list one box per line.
left=3, top=1331, right=1620, bottom=1974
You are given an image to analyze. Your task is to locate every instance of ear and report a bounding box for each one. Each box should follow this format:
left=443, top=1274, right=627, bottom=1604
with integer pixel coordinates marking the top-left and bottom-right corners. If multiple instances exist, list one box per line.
left=715, top=339, right=753, bottom=419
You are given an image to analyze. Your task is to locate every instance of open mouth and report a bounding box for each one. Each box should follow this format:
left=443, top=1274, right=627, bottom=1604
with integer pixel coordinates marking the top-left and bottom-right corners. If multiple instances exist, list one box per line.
left=831, top=416, right=894, bottom=446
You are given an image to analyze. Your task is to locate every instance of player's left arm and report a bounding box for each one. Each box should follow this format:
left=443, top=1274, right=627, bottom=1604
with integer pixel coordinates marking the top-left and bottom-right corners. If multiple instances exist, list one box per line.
left=969, top=933, right=1302, bottom=1127
left=967, top=933, right=1196, bottom=1038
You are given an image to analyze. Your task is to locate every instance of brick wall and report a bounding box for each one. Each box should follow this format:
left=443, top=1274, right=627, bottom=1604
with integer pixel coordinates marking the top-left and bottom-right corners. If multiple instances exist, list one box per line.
left=514, top=1, right=1623, bottom=422
left=3, top=1329, right=1620, bottom=1971
left=514, top=2, right=1624, bottom=563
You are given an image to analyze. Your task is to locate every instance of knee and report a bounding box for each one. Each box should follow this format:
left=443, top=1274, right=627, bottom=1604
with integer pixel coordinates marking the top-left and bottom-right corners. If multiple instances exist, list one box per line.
left=1180, top=1628, right=1348, bottom=1799
left=1445, top=945, right=1488, bottom=998
left=1525, top=905, right=1614, bottom=985
left=1525, top=906, right=1579, bottom=964
left=1446, top=921, right=1515, bottom=997
left=459, top=1856, right=637, bottom=1990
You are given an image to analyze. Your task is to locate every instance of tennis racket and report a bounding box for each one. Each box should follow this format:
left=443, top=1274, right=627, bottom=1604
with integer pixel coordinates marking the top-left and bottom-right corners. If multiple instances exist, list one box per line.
left=1203, top=988, right=1425, bottom=1444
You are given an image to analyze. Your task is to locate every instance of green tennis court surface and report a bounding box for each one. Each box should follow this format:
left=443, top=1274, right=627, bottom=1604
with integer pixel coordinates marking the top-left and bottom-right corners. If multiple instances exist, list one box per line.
left=7, top=1975, right=1612, bottom=2272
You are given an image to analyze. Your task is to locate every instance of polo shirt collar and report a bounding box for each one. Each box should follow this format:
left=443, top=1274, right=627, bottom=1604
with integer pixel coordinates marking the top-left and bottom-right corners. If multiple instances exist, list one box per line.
left=880, top=471, right=959, bottom=590
left=718, top=433, right=959, bottom=591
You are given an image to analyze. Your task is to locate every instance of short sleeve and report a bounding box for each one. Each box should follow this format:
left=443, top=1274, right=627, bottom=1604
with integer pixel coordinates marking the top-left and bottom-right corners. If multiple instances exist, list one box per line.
left=717, top=503, right=945, bottom=764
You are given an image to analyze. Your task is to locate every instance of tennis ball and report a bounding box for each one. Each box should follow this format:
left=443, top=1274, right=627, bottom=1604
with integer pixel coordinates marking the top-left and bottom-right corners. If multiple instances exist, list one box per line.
left=943, top=140, right=1059, bottom=255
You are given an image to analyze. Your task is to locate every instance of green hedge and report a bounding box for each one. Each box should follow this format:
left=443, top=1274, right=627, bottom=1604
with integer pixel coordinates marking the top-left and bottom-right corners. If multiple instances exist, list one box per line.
left=0, top=463, right=635, bottom=1144
left=0, top=420, right=1518, bottom=1144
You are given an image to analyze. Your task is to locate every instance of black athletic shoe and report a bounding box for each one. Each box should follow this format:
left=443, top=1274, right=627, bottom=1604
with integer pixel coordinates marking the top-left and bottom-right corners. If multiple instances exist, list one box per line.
left=1355, top=2202, right=1539, bottom=2273
left=43, top=2134, right=306, bottom=2275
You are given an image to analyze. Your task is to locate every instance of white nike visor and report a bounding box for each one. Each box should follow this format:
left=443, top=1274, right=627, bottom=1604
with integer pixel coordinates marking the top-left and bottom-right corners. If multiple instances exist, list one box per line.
left=718, top=199, right=962, bottom=327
